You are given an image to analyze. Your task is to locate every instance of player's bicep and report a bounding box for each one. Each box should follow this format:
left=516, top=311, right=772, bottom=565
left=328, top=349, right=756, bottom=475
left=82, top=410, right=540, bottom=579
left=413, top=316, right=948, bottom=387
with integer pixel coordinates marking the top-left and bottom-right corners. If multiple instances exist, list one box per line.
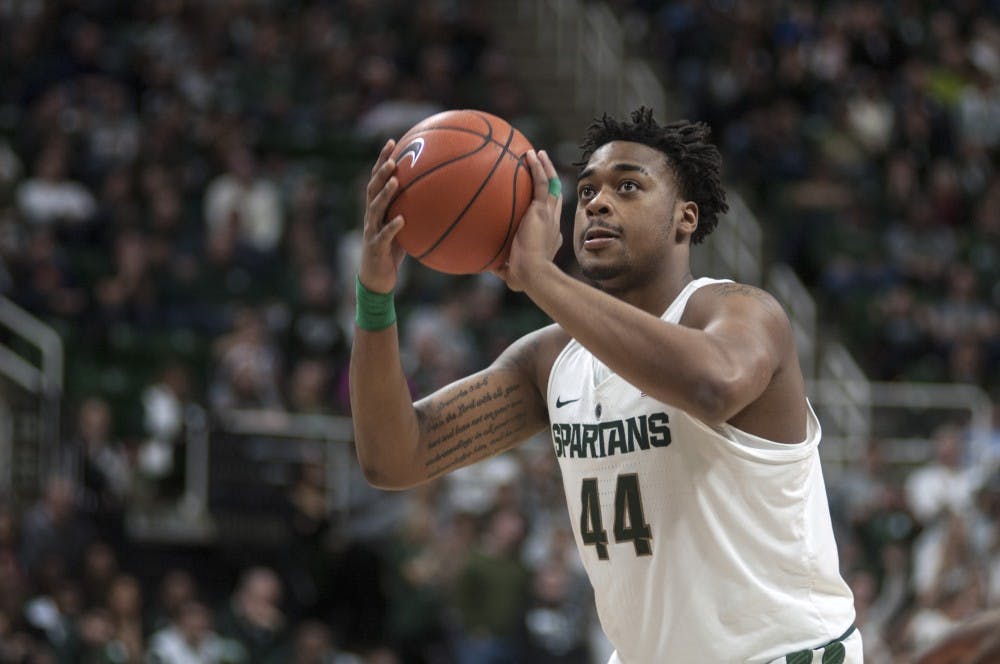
left=700, top=286, right=792, bottom=403
left=414, top=336, right=549, bottom=481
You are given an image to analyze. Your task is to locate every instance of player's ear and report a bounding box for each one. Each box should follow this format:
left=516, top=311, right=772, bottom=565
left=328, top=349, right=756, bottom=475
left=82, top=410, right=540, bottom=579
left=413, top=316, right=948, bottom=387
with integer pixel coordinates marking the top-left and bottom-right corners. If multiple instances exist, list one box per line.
left=675, top=200, right=698, bottom=242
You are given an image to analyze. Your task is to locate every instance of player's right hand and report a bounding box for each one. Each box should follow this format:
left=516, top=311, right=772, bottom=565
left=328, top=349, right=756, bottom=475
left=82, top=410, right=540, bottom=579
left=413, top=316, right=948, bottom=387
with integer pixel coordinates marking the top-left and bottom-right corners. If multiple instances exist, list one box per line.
left=359, top=138, right=406, bottom=294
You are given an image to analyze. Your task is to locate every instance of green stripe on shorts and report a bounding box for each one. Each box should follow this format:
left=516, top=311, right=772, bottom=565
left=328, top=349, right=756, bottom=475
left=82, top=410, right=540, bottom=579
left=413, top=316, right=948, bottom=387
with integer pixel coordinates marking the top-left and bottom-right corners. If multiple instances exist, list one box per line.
left=822, top=642, right=845, bottom=664
left=784, top=640, right=847, bottom=664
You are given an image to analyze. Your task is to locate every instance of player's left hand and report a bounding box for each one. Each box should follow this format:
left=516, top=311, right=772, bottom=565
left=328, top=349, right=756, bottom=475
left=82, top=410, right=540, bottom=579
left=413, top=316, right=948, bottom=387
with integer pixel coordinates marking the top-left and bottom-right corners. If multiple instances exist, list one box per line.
left=494, top=149, right=563, bottom=292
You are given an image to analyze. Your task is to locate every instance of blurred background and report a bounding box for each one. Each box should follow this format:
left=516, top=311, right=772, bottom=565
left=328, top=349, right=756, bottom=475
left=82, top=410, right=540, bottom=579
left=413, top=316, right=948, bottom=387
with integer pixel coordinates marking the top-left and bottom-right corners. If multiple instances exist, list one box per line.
left=0, top=1, right=998, bottom=663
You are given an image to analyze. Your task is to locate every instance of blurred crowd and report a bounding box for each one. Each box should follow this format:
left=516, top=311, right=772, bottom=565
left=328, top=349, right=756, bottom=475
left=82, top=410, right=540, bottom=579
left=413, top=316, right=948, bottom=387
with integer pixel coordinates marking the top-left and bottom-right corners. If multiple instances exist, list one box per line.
left=0, top=431, right=596, bottom=663
left=619, top=0, right=1000, bottom=393
left=0, top=1, right=999, bottom=663
left=616, top=2, right=1000, bottom=660
left=0, top=0, right=565, bottom=662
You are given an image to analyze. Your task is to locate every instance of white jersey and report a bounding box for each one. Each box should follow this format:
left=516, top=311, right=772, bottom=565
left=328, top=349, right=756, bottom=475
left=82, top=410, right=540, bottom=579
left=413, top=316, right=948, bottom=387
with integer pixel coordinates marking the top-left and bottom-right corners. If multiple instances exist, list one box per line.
left=546, top=277, right=858, bottom=663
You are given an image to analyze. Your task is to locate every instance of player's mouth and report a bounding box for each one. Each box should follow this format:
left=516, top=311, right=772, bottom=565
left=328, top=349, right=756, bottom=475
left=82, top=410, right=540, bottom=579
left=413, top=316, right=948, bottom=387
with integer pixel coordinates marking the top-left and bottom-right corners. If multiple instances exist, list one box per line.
left=582, top=225, right=621, bottom=250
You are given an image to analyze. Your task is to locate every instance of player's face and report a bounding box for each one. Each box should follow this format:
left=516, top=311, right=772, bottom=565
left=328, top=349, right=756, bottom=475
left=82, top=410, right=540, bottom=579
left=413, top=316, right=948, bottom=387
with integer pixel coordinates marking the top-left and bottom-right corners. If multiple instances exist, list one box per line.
left=574, top=141, right=688, bottom=287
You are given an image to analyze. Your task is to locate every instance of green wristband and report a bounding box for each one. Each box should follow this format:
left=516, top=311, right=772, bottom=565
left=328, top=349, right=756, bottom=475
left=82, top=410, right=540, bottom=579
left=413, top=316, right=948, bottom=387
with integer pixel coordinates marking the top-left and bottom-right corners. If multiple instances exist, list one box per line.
left=355, top=275, right=396, bottom=331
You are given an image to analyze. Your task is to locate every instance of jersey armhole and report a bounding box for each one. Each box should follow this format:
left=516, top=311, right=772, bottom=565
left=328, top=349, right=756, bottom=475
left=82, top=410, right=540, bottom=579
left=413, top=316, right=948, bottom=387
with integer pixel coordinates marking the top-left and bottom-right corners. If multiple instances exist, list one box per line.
left=545, top=336, right=578, bottom=410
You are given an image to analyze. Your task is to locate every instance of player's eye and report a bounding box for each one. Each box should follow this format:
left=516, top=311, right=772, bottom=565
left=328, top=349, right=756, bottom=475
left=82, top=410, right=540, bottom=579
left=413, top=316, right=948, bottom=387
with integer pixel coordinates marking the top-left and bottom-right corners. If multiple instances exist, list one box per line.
left=619, top=180, right=638, bottom=193
left=579, top=184, right=595, bottom=199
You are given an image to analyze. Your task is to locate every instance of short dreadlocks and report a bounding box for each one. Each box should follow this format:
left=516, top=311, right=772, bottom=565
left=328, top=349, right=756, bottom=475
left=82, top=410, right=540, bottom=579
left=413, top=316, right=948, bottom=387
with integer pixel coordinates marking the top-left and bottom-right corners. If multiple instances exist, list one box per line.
left=576, top=107, right=728, bottom=245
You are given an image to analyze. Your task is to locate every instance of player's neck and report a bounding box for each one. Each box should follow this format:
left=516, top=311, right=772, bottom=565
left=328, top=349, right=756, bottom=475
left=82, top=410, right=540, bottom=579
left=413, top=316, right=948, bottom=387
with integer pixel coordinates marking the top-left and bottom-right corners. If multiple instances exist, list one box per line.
left=644, top=269, right=695, bottom=316
left=597, top=265, right=694, bottom=316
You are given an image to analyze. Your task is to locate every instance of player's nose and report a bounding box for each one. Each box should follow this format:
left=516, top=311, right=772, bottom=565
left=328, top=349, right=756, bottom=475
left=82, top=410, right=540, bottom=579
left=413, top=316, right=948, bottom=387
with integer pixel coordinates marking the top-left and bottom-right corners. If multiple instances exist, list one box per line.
left=584, top=189, right=612, bottom=216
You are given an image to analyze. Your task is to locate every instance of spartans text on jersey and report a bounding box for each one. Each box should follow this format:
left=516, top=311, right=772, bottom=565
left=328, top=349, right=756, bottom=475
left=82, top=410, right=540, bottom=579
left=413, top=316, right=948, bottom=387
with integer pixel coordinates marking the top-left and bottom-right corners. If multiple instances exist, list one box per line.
left=551, top=413, right=671, bottom=459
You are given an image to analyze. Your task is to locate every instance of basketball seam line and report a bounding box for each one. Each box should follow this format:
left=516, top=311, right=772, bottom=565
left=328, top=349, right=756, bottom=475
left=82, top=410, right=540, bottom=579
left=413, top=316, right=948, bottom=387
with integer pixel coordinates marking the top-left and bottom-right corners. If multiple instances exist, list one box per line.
left=390, top=112, right=517, bottom=202
left=417, top=124, right=517, bottom=261
left=398, top=125, right=523, bottom=156
left=476, top=153, right=527, bottom=272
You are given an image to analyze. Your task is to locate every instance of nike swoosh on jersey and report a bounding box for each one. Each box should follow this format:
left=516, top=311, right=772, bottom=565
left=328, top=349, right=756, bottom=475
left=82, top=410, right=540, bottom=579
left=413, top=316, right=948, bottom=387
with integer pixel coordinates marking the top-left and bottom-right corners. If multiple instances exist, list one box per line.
left=556, top=396, right=581, bottom=408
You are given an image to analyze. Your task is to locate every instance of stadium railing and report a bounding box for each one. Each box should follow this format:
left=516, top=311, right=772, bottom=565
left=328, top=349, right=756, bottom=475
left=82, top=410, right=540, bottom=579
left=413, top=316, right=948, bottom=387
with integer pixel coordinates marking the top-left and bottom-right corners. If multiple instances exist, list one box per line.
left=484, top=0, right=995, bottom=474
left=0, top=295, right=63, bottom=504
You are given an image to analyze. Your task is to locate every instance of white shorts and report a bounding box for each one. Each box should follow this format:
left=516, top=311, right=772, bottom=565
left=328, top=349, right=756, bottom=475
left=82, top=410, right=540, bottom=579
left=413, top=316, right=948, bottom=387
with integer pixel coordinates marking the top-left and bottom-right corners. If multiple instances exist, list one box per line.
left=766, top=627, right=863, bottom=664
left=606, top=627, right=863, bottom=664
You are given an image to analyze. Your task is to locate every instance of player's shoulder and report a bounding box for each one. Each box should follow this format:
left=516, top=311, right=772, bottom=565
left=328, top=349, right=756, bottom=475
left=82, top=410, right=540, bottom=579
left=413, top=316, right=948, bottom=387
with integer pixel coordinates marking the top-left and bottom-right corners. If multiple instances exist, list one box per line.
left=519, top=323, right=573, bottom=370
left=494, top=324, right=571, bottom=382
left=698, top=280, right=783, bottom=307
left=683, top=279, right=789, bottom=328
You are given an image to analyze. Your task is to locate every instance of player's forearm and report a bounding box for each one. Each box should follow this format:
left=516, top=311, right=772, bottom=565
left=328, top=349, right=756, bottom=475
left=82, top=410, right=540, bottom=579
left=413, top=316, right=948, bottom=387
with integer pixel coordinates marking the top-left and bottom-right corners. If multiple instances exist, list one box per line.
left=349, top=327, right=423, bottom=489
left=522, top=264, right=757, bottom=422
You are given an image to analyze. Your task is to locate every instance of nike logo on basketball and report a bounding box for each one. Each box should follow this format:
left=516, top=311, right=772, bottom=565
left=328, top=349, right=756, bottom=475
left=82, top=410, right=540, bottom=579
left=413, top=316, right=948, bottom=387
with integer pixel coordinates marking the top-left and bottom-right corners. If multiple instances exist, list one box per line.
left=556, top=396, right=580, bottom=408
left=398, top=137, right=425, bottom=167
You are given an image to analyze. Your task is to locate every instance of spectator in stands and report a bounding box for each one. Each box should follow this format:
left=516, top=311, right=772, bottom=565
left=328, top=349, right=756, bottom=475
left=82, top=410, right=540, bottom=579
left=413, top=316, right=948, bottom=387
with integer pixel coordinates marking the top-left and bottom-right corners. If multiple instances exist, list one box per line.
left=283, top=175, right=331, bottom=270
left=355, top=76, right=444, bottom=141
left=849, top=568, right=893, bottom=664
left=283, top=460, right=333, bottom=617
left=884, top=197, right=958, bottom=288
left=148, top=185, right=203, bottom=315
left=955, top=63, right=1000, bottom=149
left=0, top=139, right=23, bottom=199
left=522, top=561, right=592, bottom=664
left=139, top=361, right=195, bottom=501
left=210, top=307, right=284, bottom=412
left=16, top=141, right=96, bottom=228
left=21, top=577, right=80, bottom=658
left=106, top=573, right=145, bottom=663
left=70, top=607, right=121, bottom=663
left=94, top=229, right=162, bottom=330
left=905, top=424, right=990, bottom=603
left=868, top=284, right=934, bottom=381
left=966, top=473, right=1000, bottom=610
left=451, top=507, right=531, bottom=664
left=924, top=264, right=999, bottom=349
left=947, top=338, right=988, bottom=386
left=80, top=540, right=119, bottom=610
left=285, top=260, right=348, bottom=369
left=901, top=569, right=987, bottom=657
left=19, top=475, right=95, bottom=581
left=403, top=283, right=478, bottom=397
left=11, top=228, right=87, bottom=320
left=216, top=567, right=289, bottom=664
left=148, top=599, right=245, bottom=664
left=0, top=503, right=26, bottom=610
left=382, top=501, right=451, bottom=664
left=84, top=78, right=141, bottom=169
left=203, top=145, right=284, bottom=256
left=92, top=165, right=140, bottom=237
left=72, top=397, right=132, bottom=541
left=290, top=620, right=362, bottom=664
left=147, top=569, right=198, bottom=635
left=286, top=358, right=334, bottom=415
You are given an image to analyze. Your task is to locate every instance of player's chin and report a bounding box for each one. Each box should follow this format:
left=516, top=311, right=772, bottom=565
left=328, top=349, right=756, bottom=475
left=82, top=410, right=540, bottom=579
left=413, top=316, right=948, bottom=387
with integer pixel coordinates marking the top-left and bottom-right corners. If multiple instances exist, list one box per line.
left=579, top=259, right=628, bottom=284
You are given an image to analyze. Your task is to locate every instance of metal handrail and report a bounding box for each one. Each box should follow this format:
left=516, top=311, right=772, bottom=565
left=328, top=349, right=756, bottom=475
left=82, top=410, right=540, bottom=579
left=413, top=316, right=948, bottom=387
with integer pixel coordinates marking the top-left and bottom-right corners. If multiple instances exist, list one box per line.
left=0, top=296, right=63, bottom=394
left=0, top=296, right=64, bottom=491
left=811, top=378, right=993, bottom=465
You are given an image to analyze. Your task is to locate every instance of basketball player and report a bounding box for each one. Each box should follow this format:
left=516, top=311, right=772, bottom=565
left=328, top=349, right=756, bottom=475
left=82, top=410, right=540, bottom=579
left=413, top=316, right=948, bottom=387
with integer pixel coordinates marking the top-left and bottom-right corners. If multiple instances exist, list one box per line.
left=350, top=108, right=860, bottom=663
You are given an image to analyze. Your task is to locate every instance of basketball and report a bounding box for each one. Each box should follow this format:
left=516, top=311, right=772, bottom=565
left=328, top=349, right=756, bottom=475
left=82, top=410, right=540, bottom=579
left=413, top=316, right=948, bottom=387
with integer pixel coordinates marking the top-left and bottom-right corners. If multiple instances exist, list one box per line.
left=386, top=109, right=535, bottom=274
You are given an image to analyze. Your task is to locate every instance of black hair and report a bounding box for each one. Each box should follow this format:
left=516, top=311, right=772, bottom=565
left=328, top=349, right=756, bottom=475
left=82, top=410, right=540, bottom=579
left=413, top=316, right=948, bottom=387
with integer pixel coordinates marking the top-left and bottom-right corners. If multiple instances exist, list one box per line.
left=576, top=107, right=728, bottom=244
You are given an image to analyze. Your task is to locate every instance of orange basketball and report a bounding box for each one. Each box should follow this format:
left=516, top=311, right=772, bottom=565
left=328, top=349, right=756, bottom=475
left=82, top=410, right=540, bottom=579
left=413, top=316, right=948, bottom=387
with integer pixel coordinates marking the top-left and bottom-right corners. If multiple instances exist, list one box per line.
left=387, top=109, right=534, bottom=274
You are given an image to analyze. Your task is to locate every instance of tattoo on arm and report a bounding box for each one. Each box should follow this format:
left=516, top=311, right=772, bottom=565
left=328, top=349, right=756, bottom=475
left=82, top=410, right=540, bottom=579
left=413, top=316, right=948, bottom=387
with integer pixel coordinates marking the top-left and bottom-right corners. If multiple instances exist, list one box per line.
left=714, top=283, right=788, bottom=321
left=715, top=283, right=772, bottom=303
left=418, top=375, right=528, bottom=477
